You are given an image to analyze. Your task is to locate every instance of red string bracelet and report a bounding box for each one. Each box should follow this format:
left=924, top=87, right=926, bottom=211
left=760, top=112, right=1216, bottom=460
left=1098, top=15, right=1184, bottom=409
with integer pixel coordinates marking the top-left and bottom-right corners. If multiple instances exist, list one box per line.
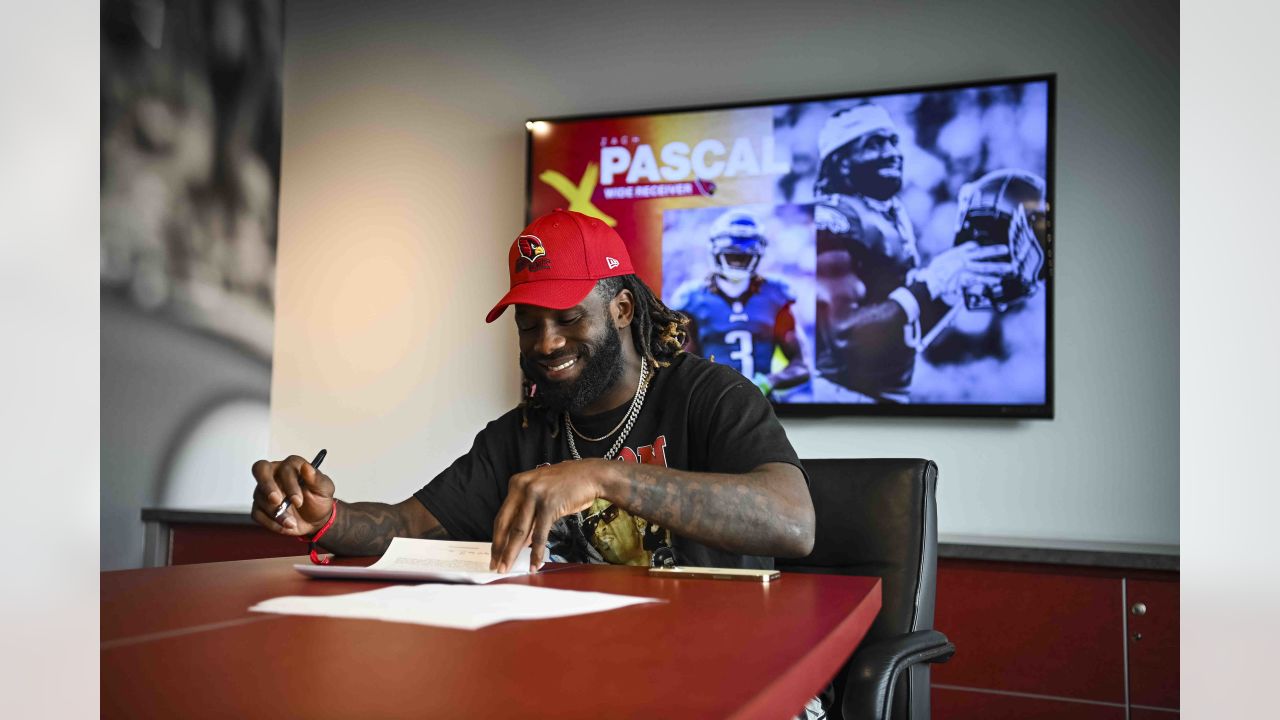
left=299, top=501, right=339, bottom=565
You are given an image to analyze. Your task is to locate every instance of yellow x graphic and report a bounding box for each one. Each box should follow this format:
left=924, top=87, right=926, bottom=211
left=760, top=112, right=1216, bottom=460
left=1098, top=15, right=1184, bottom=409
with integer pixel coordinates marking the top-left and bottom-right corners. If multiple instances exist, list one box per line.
left=538, top=163, right=618, bottom=227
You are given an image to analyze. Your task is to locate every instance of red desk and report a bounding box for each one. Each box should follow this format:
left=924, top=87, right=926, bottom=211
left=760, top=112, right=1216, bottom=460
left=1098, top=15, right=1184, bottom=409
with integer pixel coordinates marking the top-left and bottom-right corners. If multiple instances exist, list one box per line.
left=102, top=556, right=880, bottom=719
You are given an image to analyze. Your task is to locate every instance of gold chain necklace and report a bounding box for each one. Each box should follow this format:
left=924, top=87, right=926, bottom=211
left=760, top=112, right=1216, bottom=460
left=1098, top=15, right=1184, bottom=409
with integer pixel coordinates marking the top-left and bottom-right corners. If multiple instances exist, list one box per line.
left=566, top=407, right=628, bottom=443
left=565, top=360, right=649, bottom=461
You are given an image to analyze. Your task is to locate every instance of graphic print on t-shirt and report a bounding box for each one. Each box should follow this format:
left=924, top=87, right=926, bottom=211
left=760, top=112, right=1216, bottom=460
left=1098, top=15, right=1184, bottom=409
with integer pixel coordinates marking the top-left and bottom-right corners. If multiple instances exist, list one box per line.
left=582, top=435, right=674, bottom=567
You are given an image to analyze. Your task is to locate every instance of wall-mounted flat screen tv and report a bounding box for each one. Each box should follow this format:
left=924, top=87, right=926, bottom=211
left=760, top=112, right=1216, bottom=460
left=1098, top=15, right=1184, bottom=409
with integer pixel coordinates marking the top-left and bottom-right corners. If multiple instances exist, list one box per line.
left=526, top=74, right=1054, bottom=418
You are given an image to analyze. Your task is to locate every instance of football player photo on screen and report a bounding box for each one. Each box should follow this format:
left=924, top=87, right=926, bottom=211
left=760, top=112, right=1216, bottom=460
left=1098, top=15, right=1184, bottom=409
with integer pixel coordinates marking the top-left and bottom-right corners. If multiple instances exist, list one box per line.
left=662, top=204, right=816, bottom=404
left=769, top=83, right=1050, bottom=405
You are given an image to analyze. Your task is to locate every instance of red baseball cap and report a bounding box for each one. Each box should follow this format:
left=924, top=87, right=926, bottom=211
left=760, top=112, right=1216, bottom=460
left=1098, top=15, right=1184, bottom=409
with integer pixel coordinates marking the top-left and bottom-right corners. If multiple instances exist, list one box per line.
left=485, top=209, right=635, bottom=323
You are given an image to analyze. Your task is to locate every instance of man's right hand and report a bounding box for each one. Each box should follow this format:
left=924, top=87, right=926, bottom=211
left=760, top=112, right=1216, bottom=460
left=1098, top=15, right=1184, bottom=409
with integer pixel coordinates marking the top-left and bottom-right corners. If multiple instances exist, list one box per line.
left=251, top=456, right=336, bottom=536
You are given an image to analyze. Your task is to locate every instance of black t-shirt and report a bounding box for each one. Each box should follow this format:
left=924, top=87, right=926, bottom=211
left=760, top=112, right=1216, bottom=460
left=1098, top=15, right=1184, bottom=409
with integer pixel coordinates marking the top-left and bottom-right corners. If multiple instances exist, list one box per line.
left=413, top=352, right=805, bottom=570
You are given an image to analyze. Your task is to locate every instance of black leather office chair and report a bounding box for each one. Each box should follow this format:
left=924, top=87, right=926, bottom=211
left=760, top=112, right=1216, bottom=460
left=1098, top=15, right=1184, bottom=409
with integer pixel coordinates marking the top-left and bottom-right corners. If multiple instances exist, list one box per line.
left=779, top=458, right=955, bottom=720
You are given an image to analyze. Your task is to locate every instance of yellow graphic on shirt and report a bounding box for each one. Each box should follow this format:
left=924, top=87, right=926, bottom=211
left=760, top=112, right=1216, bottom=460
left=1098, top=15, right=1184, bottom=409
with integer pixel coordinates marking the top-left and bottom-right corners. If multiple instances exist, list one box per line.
left=582, top=497, right=672, bottom=567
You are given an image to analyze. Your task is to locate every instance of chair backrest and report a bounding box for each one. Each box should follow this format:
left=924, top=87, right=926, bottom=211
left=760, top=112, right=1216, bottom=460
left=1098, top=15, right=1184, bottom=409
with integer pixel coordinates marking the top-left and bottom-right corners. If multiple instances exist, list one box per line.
left=777, top=458, right=939, bottom=716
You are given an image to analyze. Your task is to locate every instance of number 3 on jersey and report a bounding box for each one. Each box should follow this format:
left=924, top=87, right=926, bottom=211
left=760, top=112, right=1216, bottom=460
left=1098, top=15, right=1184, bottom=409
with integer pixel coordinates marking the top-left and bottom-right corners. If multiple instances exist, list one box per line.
left=725, top=330, right=755, bottom=377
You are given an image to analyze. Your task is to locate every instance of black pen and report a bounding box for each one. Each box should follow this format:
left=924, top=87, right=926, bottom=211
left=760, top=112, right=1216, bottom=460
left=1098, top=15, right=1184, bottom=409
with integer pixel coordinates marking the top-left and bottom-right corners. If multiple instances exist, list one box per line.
left=273, top=449, right=327, bottom=524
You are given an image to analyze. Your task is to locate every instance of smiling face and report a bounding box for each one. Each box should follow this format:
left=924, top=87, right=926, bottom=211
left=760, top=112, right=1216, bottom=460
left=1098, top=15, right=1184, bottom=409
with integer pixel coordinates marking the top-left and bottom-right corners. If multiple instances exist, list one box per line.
left=825, top=129, right=904, bottom=201
left=515, top=285, right=632, bottom=415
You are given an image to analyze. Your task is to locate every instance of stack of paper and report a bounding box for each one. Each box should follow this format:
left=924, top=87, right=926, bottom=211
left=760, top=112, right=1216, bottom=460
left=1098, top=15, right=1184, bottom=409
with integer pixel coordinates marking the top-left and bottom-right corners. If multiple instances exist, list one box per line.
left=294, top=538, right=530, bottom=584
left=250, top=583, right=661, bottom=630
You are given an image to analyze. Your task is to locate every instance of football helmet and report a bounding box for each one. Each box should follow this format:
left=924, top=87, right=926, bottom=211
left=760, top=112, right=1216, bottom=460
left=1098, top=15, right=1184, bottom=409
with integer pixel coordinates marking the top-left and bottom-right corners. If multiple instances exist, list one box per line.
left=953, top=169, right=1049, bottom=311
left=708, top=210, right=767, bottom=283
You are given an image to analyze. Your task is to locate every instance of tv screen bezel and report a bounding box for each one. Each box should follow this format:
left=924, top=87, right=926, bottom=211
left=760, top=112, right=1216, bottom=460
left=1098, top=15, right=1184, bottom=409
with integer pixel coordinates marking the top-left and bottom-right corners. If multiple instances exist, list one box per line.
left=524, top=73, right=1056, bottom=420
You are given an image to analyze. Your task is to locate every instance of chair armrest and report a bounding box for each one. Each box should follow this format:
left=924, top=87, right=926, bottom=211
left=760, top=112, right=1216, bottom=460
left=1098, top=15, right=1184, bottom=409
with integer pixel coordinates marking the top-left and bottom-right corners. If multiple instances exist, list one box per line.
left=841, top=629, right=955, bottom=720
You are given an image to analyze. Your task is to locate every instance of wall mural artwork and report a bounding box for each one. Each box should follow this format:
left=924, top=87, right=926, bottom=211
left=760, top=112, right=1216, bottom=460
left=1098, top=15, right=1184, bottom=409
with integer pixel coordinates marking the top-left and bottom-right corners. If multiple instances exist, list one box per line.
left=100, top=0, right=284, bottom=569
left=101, top=0, right=282, bottom=353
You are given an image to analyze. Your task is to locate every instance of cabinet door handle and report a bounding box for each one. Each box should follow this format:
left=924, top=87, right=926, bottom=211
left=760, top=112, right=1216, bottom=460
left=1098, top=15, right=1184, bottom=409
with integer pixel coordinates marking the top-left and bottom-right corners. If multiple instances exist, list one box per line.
left=1130, top=602, right=1147, bottom=616
left=1131, top=632, right=1143, bottom=641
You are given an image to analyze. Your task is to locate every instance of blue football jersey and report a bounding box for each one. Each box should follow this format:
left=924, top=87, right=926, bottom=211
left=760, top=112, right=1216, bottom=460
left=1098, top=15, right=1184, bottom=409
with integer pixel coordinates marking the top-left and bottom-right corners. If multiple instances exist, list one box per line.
left=671, top=276, right=795, bottom=379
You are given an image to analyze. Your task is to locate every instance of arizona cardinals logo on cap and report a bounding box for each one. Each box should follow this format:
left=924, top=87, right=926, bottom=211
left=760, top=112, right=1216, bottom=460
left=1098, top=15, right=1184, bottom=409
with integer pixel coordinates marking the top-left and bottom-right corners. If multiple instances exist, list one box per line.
left=515, top=234, right=551, bottom=272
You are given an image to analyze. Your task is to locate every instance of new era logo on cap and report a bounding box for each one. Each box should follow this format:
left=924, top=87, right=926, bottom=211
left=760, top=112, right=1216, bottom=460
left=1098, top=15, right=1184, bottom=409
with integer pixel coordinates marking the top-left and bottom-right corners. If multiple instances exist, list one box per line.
left=485, top=210, right=637, bottom=323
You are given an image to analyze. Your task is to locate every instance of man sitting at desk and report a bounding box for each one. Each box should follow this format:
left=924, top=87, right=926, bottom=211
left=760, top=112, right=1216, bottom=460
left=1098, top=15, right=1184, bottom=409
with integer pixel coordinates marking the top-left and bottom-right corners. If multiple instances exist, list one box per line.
left=249, top=209, right=816, bottom=575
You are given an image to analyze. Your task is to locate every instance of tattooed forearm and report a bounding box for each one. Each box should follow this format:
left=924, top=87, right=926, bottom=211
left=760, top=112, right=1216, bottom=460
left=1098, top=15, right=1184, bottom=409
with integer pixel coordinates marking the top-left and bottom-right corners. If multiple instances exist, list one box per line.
left=317, top=499, right=449, bottom=556
left=604, top=462, right=815, bottom=558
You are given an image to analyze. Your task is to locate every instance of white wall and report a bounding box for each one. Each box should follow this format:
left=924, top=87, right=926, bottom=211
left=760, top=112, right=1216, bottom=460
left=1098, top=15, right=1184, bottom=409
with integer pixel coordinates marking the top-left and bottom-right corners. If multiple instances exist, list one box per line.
left=274, top=0, right=1178, bottom=546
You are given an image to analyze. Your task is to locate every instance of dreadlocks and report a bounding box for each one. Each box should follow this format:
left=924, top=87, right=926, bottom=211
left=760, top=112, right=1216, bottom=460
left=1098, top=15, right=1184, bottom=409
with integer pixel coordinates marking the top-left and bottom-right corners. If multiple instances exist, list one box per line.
left=596, top=274, right=688, bottom=370
left=519, top=274, right=689, bottom=430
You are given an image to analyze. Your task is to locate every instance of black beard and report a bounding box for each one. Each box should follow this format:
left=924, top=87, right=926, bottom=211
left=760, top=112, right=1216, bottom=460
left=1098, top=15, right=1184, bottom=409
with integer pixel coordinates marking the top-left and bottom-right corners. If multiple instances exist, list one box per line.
left=521, top=322, right=624, bottom=414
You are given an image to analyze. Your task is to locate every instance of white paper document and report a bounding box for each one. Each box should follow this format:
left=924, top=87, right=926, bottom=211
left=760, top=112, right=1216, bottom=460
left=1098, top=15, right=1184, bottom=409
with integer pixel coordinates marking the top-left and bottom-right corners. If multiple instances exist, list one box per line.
left=293, top=537, right=530, bottom=584
left=250, top=583, right=661, bottom=630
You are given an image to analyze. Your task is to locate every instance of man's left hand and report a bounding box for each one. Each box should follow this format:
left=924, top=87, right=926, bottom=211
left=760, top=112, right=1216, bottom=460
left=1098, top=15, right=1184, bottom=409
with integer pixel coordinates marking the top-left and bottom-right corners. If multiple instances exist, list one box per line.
left=489, top=459, right=614, bottom=572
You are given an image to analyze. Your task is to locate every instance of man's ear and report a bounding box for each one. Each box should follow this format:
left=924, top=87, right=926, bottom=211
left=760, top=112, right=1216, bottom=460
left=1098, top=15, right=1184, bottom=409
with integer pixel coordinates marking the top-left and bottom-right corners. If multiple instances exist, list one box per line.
left=610, top=289, right=635, bottom=329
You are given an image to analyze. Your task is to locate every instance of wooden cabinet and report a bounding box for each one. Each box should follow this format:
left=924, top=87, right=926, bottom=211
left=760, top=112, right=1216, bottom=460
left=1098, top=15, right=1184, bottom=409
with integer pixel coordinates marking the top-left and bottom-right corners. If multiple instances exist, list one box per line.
left=142, top=510, right=310, bottom=566
left=933, top=561, right=1126, bottom=702
left=1127, top=578, right=1180, bottom=710
left=170, top=523, right=308, bottom=565
left=1130, top=710, right=1180, bottom=720
left=933, top=686, right=1125, bottom=719
left=932, top=559, right=1179, bottom=718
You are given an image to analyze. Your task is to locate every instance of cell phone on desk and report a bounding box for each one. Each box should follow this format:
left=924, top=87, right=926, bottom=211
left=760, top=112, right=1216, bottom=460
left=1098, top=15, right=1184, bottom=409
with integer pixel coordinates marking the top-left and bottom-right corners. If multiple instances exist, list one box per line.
left=648, top=566, right=781, bottom=582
